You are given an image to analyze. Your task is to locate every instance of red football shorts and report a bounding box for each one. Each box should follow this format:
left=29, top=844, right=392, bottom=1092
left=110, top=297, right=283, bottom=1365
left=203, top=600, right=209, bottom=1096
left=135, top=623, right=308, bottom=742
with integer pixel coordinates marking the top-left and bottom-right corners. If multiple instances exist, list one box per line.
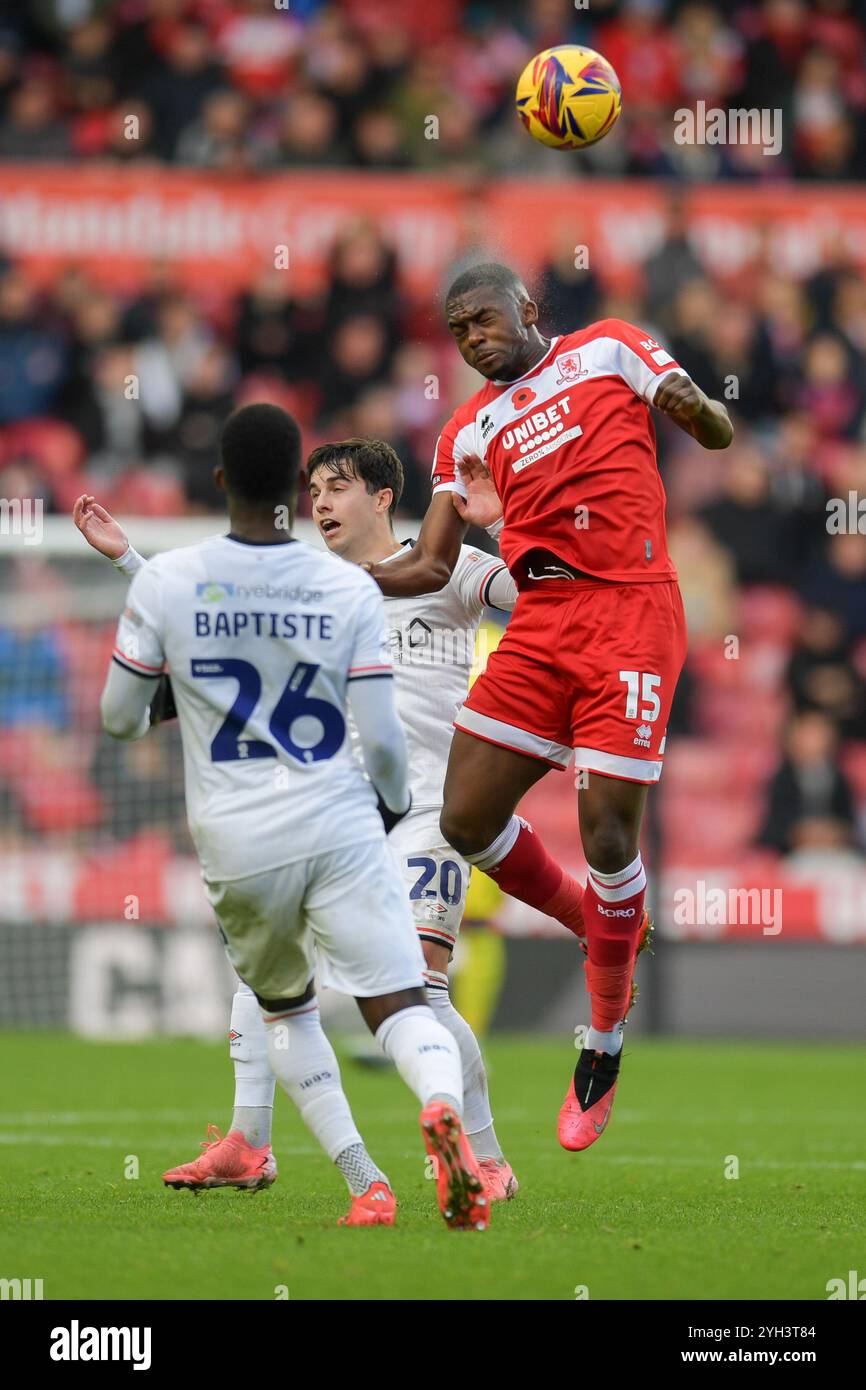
left=457, top=579, right=688, bottom=784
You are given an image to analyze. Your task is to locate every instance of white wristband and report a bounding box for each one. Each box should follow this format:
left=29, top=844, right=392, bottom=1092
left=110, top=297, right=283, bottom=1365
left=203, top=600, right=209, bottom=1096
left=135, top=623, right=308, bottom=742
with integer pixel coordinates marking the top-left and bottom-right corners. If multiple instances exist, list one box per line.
left=114, top=542, right=141, bottom=575
left=485, top=517, right=504, bottom=540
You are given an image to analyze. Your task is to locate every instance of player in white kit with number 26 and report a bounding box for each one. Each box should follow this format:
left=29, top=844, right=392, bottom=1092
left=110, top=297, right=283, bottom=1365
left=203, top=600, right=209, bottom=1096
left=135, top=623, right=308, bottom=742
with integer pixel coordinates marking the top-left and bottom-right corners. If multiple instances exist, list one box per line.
left=78, top=435, right=521, bottom=1210
left=97, top=404, right=489, bottom=1231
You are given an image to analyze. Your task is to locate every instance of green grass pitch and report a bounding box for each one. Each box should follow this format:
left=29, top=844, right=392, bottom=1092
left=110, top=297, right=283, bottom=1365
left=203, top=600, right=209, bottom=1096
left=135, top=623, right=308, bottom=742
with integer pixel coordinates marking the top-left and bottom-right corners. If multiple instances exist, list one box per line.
left=2, top=1033, right=864, bottom=1301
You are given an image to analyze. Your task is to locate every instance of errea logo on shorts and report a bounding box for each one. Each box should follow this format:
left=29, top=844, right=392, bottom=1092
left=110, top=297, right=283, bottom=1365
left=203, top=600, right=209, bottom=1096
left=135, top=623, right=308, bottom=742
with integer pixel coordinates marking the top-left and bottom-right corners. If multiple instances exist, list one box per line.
left=633, top=723, right=653, bottom=748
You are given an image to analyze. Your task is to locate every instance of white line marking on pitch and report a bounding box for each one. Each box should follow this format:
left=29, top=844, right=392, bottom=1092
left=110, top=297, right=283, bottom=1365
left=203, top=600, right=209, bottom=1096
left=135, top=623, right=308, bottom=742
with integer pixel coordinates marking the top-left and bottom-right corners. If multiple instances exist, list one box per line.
left=597, top=1155, right=866, bottom=1171
left=0, top=1133, right=320, bottom=1153
left=0, top=1109, right=209, bottom=1125
left=2, top=1133, right=865, bottom=1171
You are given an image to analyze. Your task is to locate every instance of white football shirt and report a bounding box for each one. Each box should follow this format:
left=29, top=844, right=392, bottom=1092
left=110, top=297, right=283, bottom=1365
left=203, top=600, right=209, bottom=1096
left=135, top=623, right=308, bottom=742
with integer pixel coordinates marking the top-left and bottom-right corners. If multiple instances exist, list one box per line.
left=112, top=534, right=392, bottom=881
left=380, top=542, right=512, bottom=808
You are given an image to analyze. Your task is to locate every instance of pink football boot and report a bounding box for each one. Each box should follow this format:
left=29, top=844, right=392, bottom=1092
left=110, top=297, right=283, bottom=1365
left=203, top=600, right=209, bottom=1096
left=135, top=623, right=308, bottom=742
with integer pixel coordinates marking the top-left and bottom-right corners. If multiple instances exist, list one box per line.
left=337, top=1181, right=397, bottom=1227
left=420, top=1101, right=490, bottom=1231
left=477, top=1157, right=519, bottom=1202
left=558, top=912, right=653, bottom=1151
left=163, top=1125, right=277, bottom=1191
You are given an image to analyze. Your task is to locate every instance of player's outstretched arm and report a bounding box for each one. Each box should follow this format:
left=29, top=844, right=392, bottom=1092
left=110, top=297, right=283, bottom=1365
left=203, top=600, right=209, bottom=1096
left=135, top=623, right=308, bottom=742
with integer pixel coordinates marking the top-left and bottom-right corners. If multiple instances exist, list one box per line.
left=364, top=491, right=466, bottom=596
left=653, top=372, right=733, bottom=449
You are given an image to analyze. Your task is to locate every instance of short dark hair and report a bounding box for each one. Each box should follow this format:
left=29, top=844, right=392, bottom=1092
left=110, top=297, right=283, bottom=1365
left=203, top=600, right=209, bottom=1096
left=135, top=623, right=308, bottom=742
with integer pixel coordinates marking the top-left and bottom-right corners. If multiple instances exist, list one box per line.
left=445, top=261, right=527, bottom=308
left=220, top=403, right=302, bottom=504
left=306, top=437, right=404, bottom=517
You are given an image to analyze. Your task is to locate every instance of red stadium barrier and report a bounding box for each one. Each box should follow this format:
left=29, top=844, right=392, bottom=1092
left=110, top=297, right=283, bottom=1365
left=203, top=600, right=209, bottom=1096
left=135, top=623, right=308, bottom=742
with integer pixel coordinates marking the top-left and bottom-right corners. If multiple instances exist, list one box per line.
left=2, top=849, right=865, bottom=941
left=2, top=168, right=866, bottom=294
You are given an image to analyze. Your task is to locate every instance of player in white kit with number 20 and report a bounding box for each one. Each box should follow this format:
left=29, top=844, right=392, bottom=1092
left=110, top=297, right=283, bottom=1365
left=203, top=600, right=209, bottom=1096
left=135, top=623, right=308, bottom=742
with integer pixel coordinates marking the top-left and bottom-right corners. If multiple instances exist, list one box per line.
left=96, top=404, right=490, bottom=1231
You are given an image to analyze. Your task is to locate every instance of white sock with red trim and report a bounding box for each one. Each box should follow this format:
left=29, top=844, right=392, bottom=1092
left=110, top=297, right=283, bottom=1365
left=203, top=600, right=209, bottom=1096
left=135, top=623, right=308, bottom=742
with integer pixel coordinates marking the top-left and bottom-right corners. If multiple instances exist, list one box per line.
left=424, top=969, right=502, bottom=1160
left=375, top=1005, right=463, bottom=1112
left=263, top=998, right=389, bottom=1194
left=229, top=982, right=274, bottom=1147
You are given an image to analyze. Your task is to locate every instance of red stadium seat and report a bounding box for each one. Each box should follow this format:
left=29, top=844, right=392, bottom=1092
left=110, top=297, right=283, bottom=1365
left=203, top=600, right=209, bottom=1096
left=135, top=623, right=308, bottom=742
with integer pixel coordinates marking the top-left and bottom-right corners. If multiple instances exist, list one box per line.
left=695, top=686, right=788, bottom=745
left=0, top=419, right=85, bottom=480
left=663, top=738, right=777, bottom=794
left=0, top=727, right=45, bottom=780
left=236, top=376, right=317, bottom=431
left=104, top=471, right=186, bottom=517
left=73, top=831, right=174, bottom=921
left=660, top=790, right=763, bottom=865
left=841, top=742, right=866, bottom=800
left=737, top=586, right=803, bottom=645
left=18, top=767, right=102, bottom=832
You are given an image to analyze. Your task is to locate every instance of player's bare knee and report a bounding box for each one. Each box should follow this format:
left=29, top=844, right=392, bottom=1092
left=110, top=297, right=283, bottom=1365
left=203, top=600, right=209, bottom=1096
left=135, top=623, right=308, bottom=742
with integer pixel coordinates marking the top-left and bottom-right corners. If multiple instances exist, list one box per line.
left=439, top=806, right=481, bottom=857
left=584, top=823, right=638, bottom=875
left=439, top=805, right=463, bottom=852
left=357, top=987, right=428, bottom=1035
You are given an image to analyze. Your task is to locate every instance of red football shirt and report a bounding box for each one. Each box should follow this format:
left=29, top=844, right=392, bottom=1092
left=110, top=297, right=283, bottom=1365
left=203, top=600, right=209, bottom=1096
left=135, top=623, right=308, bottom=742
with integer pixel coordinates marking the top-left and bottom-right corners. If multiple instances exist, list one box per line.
left=432, top=319, right=685, bottom=585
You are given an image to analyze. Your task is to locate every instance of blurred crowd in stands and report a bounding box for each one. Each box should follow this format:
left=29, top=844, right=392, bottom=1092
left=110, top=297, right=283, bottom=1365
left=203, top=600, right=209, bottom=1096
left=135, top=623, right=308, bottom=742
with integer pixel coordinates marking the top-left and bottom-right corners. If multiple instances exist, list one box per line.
left=1, top=0, right=866, bottom=880
left=2, top=194, right=866, bottom=873
left=0, top=0, right=864, bottom=180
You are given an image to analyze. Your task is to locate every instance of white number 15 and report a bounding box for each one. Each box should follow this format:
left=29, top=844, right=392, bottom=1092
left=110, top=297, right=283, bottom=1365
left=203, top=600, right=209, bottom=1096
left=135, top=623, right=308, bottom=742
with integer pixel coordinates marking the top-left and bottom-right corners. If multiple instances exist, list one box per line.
left=619, top=670, right=661, bottom=722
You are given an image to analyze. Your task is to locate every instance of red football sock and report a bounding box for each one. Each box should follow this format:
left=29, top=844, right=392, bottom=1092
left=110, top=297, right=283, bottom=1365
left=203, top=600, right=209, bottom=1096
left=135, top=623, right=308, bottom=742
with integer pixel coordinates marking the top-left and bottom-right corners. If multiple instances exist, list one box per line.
left=483, top=820, right=584, bottom=938
left=542, top=871, right=585, bottom=939
left=583, top=856, right=647, bottom=1031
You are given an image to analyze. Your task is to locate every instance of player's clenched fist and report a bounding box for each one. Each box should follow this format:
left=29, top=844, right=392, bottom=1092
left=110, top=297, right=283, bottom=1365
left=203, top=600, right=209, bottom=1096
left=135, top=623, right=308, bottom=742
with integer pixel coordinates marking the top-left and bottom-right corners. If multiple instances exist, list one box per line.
left=653, top=371, right=705, bottom=421
left=653, top=371, right=733, bottom=448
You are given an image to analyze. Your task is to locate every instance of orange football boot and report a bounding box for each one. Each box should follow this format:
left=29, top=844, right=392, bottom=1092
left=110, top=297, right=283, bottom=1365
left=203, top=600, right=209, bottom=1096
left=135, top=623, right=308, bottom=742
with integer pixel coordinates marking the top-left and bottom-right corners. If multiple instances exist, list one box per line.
left=163, top=1125, right=276, bottom=1191
left=420, top=1101, right=489, bottom=1231
left=558, top=912, right=653, bottom=1152
left=337, top=1180, right=397, bottom=1227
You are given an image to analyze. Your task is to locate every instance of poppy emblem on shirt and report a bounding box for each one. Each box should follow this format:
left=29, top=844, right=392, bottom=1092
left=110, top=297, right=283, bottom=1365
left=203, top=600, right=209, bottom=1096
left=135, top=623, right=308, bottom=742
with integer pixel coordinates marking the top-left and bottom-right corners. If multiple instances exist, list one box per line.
left=512, top=387, right=536, bottom=408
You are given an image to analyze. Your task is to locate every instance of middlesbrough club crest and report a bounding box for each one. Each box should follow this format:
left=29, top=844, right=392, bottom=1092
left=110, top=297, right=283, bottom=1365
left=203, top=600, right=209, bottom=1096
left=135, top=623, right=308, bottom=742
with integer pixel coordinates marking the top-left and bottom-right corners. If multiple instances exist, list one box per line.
left=555, top=352, right=588, bottom=384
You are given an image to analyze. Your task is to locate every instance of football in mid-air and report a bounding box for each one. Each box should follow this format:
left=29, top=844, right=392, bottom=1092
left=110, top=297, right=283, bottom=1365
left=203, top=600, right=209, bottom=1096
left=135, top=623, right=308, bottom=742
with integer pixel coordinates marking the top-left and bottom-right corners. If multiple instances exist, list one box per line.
left=515, top=45, right=622, bottom=150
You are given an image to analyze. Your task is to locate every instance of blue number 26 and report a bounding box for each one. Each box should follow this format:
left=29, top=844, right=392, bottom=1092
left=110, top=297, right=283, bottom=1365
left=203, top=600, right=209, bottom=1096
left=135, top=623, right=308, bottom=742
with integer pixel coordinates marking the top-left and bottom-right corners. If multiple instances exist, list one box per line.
left=191, top=658, right=345, bottom=765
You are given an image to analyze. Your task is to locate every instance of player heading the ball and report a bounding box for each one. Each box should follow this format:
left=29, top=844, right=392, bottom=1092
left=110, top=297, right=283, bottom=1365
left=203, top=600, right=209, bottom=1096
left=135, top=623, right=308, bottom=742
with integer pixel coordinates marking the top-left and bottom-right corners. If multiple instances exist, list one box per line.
left=362, top=262, right=733, bottom=1153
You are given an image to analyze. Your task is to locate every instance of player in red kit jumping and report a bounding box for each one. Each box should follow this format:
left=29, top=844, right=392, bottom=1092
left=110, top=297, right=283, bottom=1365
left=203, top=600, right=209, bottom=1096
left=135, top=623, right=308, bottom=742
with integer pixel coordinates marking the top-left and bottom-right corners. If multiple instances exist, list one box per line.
left=363, top=263, right=733, bottom=1150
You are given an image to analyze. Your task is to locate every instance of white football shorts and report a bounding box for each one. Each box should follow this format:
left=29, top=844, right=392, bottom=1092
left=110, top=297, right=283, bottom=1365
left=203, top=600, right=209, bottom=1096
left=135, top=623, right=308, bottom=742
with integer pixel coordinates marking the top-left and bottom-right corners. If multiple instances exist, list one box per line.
left=388, top=807, right=470, bottom=951
left=203, top=836, right=427, bottom=1005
